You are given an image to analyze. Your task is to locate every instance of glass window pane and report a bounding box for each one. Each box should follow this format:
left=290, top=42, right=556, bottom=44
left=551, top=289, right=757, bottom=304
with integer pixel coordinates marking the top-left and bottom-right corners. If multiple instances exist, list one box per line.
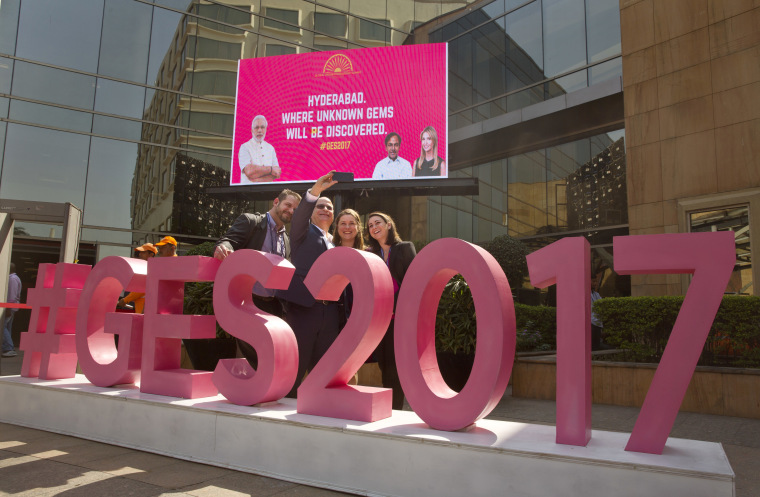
left=12, top=61, right=96, bottom=110
left=543, top=0, right=586, bottom=77
left=314, top=12, right=347, bottom=38
left=99, top=0, right=152, bottom=82
left=508, top=150, right=547, bottom=237
left=9, top=99, right=93, bottom=133
left=197, top=3, right=250, bottom=33
left=472, top=22, right=507, bottom=105
left=589, top=57, right=622, bottom=85
left=265, top=44, right=297, bottom=57
left=84, top=137, right=140, bottom=229
left=0, top=124, right=89, bottom=207
left=195, top=38, right=242, bottom=60
left=360, top=19, right=391, bottom=42
left=505, top=1, right=543, bottom=76
left=689, top=207, right=752, bottom=295
left=586, top=0, right=621, bottom=62
left=263, top=7, right=300, bottom=32
left=0, top=0, right=20, bottom=55
left=147, top=5, right=185, bottom=86
left=92, top=115, right=141, bottom=141
left=15, top=0, right=103, bottom=73
left=94, top=79, right=146, bottom=119
left=0, top=57, right=12, bottom=94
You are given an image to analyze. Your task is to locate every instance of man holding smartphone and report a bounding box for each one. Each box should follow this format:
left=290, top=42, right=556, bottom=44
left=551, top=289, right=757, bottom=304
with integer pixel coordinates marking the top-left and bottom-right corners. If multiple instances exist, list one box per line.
left=277, top=172, right=339, bottom=396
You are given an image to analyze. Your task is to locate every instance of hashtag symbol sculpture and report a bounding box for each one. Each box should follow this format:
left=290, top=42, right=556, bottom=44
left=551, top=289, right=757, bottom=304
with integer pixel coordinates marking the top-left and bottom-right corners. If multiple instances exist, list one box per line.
left=20, top=263, right=91, bottom=379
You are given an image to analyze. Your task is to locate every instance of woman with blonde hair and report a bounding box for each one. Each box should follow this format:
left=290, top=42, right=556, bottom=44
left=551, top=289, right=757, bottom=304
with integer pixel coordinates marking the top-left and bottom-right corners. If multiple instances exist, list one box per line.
left=413, top=126, right=446, bottom=177
left=332, top=209, right=365, bottom=250
left=366, top=212, right=416, bottom=410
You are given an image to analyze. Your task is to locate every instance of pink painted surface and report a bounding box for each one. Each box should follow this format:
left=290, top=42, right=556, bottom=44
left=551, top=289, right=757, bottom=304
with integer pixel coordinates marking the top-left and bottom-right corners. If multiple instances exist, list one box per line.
left=76, top=257, right=146, bottom=387
left=212, top=249, right=298, bottom=405
left=232, top=44, right=448, bottom=184
left=141, top=256, right=221, bottom=399
left=527, top=237, right=592, bottom=446
left=297, top=248, right=394, bottom=422
left=394, top=239, right=515, bottom=431
left=614, top=232, right=735, bottom=454
left=19, top=263, right=91, bottom=380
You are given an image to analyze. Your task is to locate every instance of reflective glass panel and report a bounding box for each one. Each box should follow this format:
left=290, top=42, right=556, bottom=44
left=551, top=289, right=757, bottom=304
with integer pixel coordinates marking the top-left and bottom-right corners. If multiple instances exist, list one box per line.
left=94, top=78, right=146, bottom=119
left=586, top=0, right=621, bottom=62
left=84, top=137, right=140, bottom=229
left=589, top=57, right=622, bottom=85
left=360, top=19, right=391, bottom=42
left=0, top=0, right=20, bottom=56
left=263, top=7, right=299, bottom=32
left=690, top=207, right=752, bottom=295
left=15, top=0, right=104, bottom=73
left=314, top=12, right=347, bottom=38
left=0, top=124, right=89, bottom=207
left=147, top=5, right=185, bottom=86
left=542, top=0, right=586, bottom=77
left=99, top=0, right=152, bottom=82
left=508, top=150, right=547, bottom=237
left=11, top=61, right=96, bottom=111
left=9, top=99, right=93, bottom=133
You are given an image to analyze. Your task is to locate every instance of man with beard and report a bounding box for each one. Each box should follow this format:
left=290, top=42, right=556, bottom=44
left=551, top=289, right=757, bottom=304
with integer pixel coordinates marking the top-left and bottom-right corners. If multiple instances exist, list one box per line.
left=214, top=189, right=302, bottom=366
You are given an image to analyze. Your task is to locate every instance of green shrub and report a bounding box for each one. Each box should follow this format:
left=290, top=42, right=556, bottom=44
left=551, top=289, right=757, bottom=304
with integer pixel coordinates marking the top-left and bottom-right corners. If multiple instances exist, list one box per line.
left=594, top=295, right=760, bottom=367
left=435, top=276, right=557, bottom=354
left=181, top=240, right=230, bottom=338
left=480, top=234, right=529, bottom=290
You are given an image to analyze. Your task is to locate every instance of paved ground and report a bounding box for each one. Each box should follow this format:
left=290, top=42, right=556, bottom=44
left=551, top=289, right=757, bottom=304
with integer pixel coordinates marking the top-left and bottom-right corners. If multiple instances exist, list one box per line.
left=1, top=351, right=758, bottom=496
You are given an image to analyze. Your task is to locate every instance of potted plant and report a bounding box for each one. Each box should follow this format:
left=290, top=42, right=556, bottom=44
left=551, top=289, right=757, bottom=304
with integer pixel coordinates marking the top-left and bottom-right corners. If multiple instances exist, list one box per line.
left=182, top=241, right=237, bottom=371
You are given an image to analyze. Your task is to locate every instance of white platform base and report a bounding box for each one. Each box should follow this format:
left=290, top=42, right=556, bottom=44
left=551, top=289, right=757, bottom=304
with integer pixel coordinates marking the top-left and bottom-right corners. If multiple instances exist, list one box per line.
left=0, top=376, right=734, bottom=497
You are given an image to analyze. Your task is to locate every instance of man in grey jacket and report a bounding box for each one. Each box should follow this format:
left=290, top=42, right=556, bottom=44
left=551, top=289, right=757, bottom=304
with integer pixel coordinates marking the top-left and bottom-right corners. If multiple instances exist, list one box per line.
left=214, top=189, right=301, bottom=366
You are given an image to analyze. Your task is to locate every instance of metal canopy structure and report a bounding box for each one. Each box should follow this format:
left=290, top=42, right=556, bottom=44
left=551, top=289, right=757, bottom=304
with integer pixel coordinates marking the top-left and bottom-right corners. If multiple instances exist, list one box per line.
left=204, top=177, right=479, bottom=203
left=0, top=200, right=82, bottom=317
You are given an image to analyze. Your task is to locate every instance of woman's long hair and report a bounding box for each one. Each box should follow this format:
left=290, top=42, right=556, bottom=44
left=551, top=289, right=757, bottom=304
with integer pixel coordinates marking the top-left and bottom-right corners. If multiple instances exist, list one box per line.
left=366, top=211, right=401, bottom=255
left=332, top=209, right=365, bottom=250
left=415, top=126, right=440, bottom=171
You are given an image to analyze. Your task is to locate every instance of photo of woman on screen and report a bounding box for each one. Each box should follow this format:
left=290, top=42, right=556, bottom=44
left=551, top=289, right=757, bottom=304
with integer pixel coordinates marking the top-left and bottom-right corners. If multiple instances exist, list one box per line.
left=413, top=126, right=446, bottom=177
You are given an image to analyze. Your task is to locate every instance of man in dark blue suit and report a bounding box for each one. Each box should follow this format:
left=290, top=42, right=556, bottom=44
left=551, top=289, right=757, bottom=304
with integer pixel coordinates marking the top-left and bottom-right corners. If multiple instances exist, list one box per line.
left=277, top=173, right=338, bottom=396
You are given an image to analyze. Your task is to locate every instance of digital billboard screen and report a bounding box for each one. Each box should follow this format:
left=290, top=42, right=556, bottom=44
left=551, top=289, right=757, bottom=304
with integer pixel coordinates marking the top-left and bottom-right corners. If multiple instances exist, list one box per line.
left=231, top=43, right=448, bottom=185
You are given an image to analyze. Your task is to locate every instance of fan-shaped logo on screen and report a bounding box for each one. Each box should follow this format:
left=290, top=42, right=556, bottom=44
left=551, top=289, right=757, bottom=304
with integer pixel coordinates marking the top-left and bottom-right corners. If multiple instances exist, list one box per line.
left=317, top=54, right=360, bottom=77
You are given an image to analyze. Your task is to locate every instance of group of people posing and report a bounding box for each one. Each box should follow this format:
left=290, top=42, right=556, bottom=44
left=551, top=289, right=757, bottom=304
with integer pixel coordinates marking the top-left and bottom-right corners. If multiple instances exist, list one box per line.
left=214, top=172, right=414, bottom=409
left=238, top=114, right=446, bottom=184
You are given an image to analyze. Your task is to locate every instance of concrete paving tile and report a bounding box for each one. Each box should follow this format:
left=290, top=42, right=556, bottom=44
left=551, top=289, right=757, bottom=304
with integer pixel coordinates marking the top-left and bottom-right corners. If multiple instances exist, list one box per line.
left=270, top=485, right=358, bottom=496
left=669, top=411, right=749, bottom=445
left=723, top=444, right=760, bottom=497
left=0, top=457, right=109, bottom=495
left=42, top=439, right=135, bottom=465
left=0, top=449, right=38, bottom=467
left=0, top=430, right=93, bottom=456
left=79, top=449, right=181, bottom=475
left=730, top=418, right=760, bottom=449
left=126, top=459, right=233, bottom=489
left=180, top=471, right=298, bottom=496
left=31, top=475, right=194, bottom=497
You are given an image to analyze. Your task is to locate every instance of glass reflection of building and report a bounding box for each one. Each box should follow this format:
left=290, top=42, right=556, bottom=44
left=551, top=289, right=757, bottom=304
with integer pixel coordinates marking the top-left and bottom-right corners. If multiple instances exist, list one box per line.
left=1, top=0, right=634, bottom=298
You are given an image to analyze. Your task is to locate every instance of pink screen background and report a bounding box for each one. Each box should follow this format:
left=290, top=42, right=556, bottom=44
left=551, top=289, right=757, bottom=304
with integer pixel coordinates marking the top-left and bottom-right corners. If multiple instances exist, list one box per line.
left=231, top=43, right=448, bottom=185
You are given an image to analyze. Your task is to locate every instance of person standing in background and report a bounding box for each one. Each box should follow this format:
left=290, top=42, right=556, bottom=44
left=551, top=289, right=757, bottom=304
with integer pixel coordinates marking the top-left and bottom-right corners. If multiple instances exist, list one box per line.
left=2, top=263, right=21, bottom=357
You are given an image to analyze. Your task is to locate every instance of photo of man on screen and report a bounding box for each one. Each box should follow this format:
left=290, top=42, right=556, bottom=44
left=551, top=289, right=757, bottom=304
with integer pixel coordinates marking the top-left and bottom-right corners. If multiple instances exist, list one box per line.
left=238, top=115, right=281, bottom=183
left=371, top=132, right=413, bottom=180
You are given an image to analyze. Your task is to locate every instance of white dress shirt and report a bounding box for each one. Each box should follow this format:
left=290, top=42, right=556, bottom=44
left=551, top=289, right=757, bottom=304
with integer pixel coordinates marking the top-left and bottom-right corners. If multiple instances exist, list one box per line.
left=238, top=138, right=278, bottom=184
left=372, top=156, right=413, bottom=180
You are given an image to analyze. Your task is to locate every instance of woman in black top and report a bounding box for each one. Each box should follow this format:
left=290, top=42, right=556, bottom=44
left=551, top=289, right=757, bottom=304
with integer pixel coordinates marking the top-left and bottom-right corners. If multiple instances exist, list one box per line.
left=413, top=126, right=446, bottom=177
left=366, top=212, right=417, bottom=410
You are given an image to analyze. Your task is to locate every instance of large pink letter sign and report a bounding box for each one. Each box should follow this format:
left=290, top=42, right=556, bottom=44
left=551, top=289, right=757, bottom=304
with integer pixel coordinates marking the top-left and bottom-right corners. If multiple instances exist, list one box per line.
left=615, top=232, right=735, bottom=454
left=232, top=44, right=447, bottom=184
left=212, top=249, right=298, bottom=405
left=20, top=263, right=91, bottom=380
left=297, top=248, right=394, bottom=422
left=395, top=239, right=515, bottom=431
left=527, top=238, right=592, bottom=446
left=141, top=256, right=221, bottom=399
left=76, top=256, right=146, bottom=387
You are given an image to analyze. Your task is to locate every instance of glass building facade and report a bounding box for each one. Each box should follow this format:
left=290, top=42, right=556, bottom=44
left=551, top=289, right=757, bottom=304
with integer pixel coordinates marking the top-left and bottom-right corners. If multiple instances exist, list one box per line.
left=0, top=0, right=626, bottom=297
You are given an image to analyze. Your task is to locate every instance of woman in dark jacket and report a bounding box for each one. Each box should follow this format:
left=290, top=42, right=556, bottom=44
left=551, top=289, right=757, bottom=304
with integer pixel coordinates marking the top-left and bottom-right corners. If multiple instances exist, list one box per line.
left=366, top=212, right=416, bottom=410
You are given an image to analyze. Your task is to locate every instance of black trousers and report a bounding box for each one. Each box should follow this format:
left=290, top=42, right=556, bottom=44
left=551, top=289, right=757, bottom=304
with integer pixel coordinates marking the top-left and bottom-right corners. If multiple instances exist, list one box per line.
left=375, top=319, right=405, bottom=410
left=236, top=295, right=284, bottom=370
left=284, top=300, right=341, bottom=398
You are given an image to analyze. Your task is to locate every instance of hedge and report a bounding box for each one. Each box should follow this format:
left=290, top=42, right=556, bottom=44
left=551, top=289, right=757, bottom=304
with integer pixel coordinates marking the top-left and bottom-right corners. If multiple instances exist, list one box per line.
left=594, top=295, right=760, bottom=367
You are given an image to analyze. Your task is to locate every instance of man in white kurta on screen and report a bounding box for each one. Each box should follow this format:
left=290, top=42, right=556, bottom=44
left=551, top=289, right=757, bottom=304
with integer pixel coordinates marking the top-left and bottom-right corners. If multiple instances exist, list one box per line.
left=238, top=115, right=281, bottom=184
left=372, top=132, right=413, bottom=180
